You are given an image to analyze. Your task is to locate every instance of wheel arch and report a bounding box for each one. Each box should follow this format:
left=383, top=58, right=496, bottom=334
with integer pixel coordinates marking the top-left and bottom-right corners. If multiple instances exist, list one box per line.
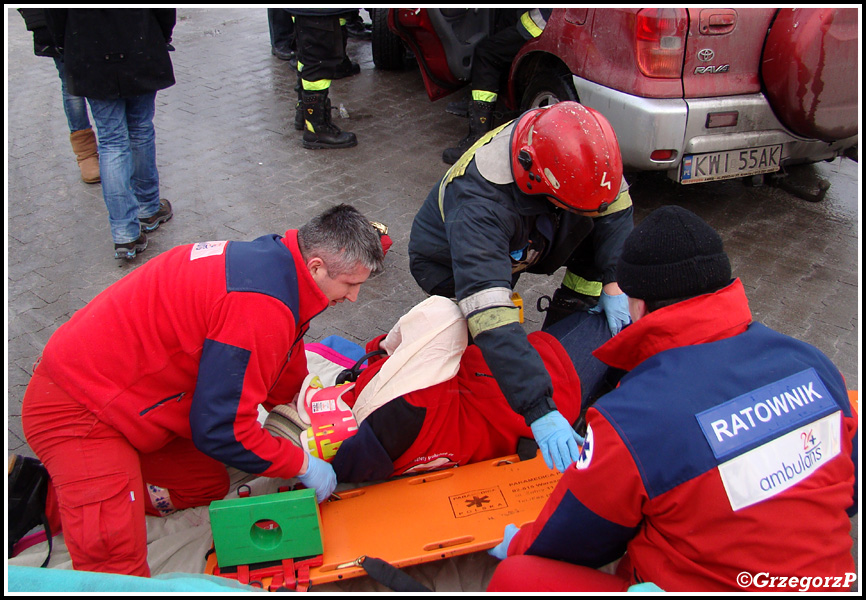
left=508, top=51, right=579, bottom=111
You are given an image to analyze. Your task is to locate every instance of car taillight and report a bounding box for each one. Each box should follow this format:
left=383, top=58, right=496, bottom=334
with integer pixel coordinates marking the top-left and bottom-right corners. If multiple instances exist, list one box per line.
left=636, top=8, right=687, bottom=78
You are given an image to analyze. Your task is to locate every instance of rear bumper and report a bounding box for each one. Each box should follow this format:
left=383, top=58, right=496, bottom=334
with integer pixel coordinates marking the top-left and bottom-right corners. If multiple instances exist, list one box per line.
left=571, top=74, right=857, bottom=176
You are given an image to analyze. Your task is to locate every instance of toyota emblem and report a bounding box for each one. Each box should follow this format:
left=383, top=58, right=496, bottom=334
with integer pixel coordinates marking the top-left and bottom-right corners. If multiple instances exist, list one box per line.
left=697, top=48, right=715, bottom=62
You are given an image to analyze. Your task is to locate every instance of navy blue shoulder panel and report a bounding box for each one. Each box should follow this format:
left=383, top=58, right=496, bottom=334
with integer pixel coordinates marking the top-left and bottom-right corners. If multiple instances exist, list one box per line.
left=595, top=323, right=849, bottom=500
left=225, top=234, right=300, bottom=322
left=190, top=338, right=271, bottom=473
left=526, top=490, right=638, bottom=568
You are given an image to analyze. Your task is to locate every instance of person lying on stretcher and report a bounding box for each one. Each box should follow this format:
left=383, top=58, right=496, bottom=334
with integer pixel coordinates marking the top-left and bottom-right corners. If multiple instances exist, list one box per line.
left=264, top=295, right=582, bottom=482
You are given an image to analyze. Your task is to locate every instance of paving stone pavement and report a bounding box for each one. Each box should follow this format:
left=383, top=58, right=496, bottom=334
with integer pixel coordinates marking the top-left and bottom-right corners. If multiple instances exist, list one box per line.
left=5, top=7, right=860, bottom=585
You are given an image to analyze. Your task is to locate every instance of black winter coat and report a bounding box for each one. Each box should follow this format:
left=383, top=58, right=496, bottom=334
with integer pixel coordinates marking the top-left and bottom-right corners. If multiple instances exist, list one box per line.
left=18, top=8, right=60, bottom=58
left=45, top=8, right=176, bottom=100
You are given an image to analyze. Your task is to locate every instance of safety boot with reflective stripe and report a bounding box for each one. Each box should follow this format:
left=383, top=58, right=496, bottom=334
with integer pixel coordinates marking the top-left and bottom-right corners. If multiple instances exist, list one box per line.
left=301, top=90, right=357, bottom=150
left=442, top=99, right=495, bottom=165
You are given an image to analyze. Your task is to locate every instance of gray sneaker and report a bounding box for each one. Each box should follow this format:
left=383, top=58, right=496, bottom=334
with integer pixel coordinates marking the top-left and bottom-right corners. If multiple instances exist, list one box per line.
left=140, top=199, right=173, bottom=232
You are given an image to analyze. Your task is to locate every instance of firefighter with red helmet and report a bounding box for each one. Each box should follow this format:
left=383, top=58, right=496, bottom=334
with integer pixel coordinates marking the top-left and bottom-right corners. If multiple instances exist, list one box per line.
left=408, top=101, right=634, bottom=473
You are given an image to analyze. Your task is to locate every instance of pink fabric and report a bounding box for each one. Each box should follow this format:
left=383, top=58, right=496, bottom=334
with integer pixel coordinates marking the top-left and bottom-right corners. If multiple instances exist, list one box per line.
left=305, top=342, right=361, bottom=370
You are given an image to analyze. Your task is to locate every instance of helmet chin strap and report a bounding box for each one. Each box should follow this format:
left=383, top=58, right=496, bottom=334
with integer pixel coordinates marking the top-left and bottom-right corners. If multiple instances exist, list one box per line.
left=548, top=195, right=608, bottom=214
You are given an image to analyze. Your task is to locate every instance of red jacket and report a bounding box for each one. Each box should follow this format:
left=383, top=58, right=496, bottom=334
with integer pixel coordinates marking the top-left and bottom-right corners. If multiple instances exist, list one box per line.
left=331, top=331, right=582, bottom=482
left=39, top=231, right=327, bottom=479
left=508, top=281, right=858, bottom=591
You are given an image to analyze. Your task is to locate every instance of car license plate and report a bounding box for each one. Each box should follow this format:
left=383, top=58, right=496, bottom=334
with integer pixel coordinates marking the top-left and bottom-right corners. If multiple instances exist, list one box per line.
left=680, top=145, right=782, bottom=184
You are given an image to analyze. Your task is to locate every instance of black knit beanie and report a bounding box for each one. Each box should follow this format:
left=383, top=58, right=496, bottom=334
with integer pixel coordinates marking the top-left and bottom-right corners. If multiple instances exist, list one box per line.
left=617, top=205, right=731, bottom=302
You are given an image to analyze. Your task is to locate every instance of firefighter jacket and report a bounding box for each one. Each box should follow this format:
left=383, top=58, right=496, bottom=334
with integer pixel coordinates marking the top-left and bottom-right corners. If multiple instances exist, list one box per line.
left=408, top=120, right=633, bottom=426
left=38, top=231, right=329, bottom=480
left=506, top=279, right=858, bottom=591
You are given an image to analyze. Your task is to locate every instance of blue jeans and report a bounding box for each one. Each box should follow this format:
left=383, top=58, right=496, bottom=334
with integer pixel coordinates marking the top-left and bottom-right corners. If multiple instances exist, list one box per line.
left=543, top=309, right=613, bottom=406
left=53, top=58, right=91, bottom=133
left=87, top=93, right=162, bottom=244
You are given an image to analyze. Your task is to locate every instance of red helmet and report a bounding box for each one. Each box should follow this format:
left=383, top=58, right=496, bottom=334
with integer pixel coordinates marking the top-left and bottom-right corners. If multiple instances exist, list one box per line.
left=510, top=101, right=623, bottom=213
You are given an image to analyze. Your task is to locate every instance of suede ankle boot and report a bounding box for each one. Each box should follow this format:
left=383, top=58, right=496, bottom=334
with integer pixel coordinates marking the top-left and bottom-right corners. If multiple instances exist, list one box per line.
left=69, top=128, right=101, bottom=184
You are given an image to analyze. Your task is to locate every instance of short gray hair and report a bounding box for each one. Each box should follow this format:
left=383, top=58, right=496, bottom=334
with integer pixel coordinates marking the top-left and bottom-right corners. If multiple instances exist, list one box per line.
left=297, top=204, right=385, bottom=275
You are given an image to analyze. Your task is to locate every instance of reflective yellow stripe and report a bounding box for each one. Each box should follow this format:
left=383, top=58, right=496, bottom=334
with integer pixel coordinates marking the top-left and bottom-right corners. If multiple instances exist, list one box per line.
left=438, top=121, right=512, bottom=219
left=584, top=188, right=633, bottom=217
left=302, top=79, right=331, bottom=91
left=471, top=90, right=498, bottom=103
left=297, top=60, right=304, bottom=72
left=460, top=287, right=513, bottom=315
left=520, top=10, right=544, bottom=38
left=467, top=306, right=521, bottom=337
left=562, top=271, right=602, bottom=297
left=339, top=18, right=347, bottom=26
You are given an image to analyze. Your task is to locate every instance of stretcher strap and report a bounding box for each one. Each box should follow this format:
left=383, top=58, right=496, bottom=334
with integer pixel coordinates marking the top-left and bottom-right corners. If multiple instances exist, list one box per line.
left=360, top=556, right=432, bottom=592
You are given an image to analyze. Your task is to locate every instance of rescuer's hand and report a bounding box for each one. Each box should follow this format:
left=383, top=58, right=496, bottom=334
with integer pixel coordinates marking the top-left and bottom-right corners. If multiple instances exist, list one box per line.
left=488, top=523, right=519, bottom=560
left=297, top=454, right=337, bottom=503
left=589, top=288, right=631, bottom=336
left=530, top=410, right=582, bottom=473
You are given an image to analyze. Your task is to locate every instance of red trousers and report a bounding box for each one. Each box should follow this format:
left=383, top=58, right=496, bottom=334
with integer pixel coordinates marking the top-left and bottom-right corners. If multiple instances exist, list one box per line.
left=487, top=555, right=632, bottom=592
left=22, top=365, right=230, bottom=576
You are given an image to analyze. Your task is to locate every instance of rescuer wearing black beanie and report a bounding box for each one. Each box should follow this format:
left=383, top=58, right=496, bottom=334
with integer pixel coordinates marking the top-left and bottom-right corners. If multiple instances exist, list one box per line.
left=616, top=205, right=731, bottom=305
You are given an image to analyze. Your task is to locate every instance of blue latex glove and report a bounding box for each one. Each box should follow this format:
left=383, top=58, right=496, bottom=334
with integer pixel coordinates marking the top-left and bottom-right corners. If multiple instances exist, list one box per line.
left=530, top=410, right=582, bottom=473
left=588, top=290, right=630, bottom=336
left=297, top=454, right=337, bottom=503
left=488, top=523, right=519, bottom=560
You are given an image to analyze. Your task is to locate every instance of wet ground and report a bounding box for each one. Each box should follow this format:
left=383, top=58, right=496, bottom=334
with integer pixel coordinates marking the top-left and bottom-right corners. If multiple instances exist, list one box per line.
left=5, top=7, right=860, bottom=587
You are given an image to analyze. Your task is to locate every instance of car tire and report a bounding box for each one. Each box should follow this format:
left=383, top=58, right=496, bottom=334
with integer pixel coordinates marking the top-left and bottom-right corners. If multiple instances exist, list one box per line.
left=371, top=8, right=408, bottom=70
left=520, top=69, right=579, bottom=111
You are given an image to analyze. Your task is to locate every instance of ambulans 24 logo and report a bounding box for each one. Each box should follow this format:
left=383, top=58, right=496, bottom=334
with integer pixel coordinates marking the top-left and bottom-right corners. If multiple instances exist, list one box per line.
left=575, top=424, right=594, bottom=470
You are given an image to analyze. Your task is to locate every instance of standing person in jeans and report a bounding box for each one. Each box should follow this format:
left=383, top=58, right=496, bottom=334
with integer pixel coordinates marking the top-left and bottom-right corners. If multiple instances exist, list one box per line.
left=45, top=9, right=176, bottom=260
left=18, top=8, right=100, bottom=184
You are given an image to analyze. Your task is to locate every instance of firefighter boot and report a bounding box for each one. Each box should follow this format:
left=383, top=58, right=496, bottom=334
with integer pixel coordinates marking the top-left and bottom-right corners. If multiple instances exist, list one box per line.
left=69, top=128, right=101, bottom=184
left=538, top=286, right=600, bottom=330
left=301, top=90, right=357, bottom=150
left=442, top=100, right=495, bottom=165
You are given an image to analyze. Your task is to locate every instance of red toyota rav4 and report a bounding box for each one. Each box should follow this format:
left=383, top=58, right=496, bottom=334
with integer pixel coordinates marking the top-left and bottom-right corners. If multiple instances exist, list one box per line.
left=372, top=8, right=858, bottom=187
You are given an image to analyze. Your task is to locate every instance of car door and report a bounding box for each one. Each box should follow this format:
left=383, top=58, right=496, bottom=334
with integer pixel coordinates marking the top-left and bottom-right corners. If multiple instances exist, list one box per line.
left=388, top=8, right=496, bottom=101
